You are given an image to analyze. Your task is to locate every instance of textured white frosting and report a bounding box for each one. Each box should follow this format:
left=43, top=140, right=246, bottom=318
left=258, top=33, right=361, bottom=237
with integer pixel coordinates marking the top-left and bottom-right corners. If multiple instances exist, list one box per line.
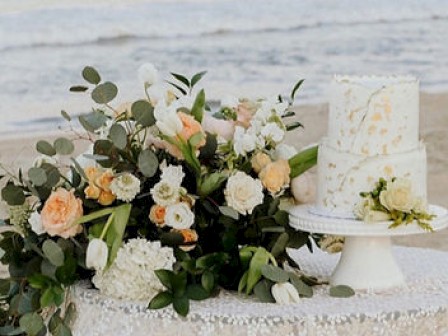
left=315, top=140, right=427, bottom=218
left=328, top=75, right=419, bottom=155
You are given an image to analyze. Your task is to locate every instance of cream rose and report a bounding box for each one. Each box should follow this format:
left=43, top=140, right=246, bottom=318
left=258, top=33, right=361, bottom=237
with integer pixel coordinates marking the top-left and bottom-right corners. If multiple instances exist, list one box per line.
left=251, top=152, right=272, bottom=174
left=379, top=178, right=416, bottom=213
left=259, top=159, right=291, bottom=194
left=41, top=188, right=83, bottom=238
left=224, top=172, right=264, bottom=215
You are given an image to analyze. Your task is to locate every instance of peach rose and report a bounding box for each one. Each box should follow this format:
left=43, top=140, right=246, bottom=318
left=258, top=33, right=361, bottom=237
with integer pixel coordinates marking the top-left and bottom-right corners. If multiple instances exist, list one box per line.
left=201, top=114, right=235, bottom=141
left=98, top=190, right=116, bottom=206
left=172, top=228, right=198, bottom=252
left=177, top=112, right=206, bottom=148
left=236, top=100, right=257, bottom=128
left=259, top=159, right=291, bottom=194
left=95, top=170, right=114, bottom=192
left=251, top=152, right=272, bottom=174
left=149, top=204, right=166, bottom=226
left=41, top=188, right=83, bottom=238
left=84, top=167, right=117, bottom=205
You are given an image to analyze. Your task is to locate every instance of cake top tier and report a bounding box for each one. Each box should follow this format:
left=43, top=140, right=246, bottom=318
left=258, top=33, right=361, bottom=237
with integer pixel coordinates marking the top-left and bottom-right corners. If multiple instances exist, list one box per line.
left=328, top=75, right=420, bottom=156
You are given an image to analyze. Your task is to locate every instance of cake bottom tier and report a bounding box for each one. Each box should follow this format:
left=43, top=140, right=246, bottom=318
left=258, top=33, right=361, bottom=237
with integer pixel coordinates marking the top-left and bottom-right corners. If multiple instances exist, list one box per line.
left=315, top=140, right=427, bottom=218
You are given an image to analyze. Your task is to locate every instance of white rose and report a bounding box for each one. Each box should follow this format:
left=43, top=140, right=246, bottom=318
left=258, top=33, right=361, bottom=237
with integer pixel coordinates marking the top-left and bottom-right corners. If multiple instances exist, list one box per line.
left=224, top=171, right=264, bottom=215
left=151, top=180, right=181, bottom=206
left=29, top=211, right=45, bottom=235
left=161, top=165, right=185, bottom=186
left=165, top=202, right=194, bottom=229
left=379, top=178, right=416, bottom=213
left=271, top=282, right=300, bottom=305
left=86, top=238, right=109, bottom=271
left=290, top=173, right=316, bottom=204
left=273, top=144, right=297, bottom=161
left=354, top=196, right=374, bottom=220
left=261, top=122, right=285, bottom=143
left=109, top=173, right=141, bottom=202
left=138, top=63, right=159, bottom=87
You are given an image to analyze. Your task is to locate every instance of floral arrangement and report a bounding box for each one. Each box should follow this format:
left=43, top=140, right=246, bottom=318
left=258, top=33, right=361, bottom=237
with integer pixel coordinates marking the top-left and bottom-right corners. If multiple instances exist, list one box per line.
left=0, top=64, right=326, bottom=334
left=355, top=177, right=434, bottom=230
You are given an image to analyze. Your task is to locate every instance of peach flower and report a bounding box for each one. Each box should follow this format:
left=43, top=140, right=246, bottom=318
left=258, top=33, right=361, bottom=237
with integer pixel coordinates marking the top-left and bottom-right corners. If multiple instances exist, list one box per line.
left=201, top=114, right=235, bottom=141
left=259, top=159, right=291, bottom=194
left=236, top=100, right=257, bottom=128
left=172, top=228, right=198, bottom=252
left=41, top=188, right=83, bottom=238
left=177, top=112, right=206, bottom=148
left=251, top=152, right=272, bottom=174
left=84, top=167, right=117, bottom=205
left=149, top=204, right=166, bottom=226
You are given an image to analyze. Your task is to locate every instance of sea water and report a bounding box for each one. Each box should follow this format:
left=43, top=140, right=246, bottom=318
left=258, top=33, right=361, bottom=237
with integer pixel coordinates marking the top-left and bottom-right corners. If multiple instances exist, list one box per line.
left=0, top=0, right=447, bottom=134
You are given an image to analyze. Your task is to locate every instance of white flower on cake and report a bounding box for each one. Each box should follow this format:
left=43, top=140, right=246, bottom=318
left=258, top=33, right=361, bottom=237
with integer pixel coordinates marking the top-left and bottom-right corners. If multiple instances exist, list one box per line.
left=86, top=238, right=108, bottom=271
left=271, top=282, right=300, bottom=305
left=138, top=63, right=159, bottom=87
left=93, top=239, right=175, bottom=301
left=379, top=178, right=415, bottom=213
left=29, top=211, right=45, bottom=235
left=110, top=173, right=141, bottom=202
left=224, top=172, right=264, bottom=215
left=160, top=164, right=185, bottom=186
left=165, top=202, right=195, bottom=230
left=151, top=180, right=181, bottom=206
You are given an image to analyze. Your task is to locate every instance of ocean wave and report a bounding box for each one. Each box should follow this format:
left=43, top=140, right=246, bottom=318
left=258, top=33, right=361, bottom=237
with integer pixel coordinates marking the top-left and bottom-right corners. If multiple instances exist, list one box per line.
left=0, top=13, right=446, bottom=52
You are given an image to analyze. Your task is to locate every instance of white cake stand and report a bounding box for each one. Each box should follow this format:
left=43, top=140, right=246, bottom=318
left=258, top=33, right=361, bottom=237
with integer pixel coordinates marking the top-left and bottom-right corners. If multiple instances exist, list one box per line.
left=289, top=204, right=448, bottom=290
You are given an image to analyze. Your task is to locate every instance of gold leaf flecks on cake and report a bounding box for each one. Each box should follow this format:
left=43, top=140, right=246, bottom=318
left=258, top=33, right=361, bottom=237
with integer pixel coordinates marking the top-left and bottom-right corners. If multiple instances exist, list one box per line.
left=384, top=165, right=394, bottom=176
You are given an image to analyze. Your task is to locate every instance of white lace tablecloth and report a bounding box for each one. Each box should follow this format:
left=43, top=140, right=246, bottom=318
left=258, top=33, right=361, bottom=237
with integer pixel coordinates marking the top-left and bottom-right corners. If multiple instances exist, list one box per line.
left=71, top=246, right=448, bottom=336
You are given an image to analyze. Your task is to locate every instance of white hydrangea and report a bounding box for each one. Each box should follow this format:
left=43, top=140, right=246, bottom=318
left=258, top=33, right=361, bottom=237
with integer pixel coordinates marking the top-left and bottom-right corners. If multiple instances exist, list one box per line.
left=165, top=202, right=195, bottom=229
left=93, top=239, right=175, bottom=301
left=160, top=165, right=185, bottom=186
left=150, top=180, right=181, bottom=206
left=110, top=173, right=141, bottom=202
left=224, top=171, right=264, bottom=215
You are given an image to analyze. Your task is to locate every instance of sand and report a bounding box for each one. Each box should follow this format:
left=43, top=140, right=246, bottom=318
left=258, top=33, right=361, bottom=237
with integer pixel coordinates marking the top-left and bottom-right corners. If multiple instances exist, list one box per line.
left=0, top=91, right=447, bottom=256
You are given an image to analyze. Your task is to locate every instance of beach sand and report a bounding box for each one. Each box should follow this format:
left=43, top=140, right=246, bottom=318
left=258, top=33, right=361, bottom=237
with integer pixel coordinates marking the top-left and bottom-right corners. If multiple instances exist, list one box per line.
left=0, top=92, right=447, bottom=279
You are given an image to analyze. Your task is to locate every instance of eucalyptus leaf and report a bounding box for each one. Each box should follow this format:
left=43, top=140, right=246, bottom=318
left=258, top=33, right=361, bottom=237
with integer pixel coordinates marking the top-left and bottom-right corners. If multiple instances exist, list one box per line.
left=19, top=312, right=45, bottom=336
left=91, top=82, right=118, bottom=104
left=1, top=183, right=25, bottom=206
left=61, top=110, right=71, bottom=121
left=82, top=66, right=101, bottom=85
left=261, top=264, right=290, bottom=283
left=138, top=149, right=158, bottom=177
left=131, top=100, right=155, bottom=127
left=271, top=232, right=289, bottom=257
left=253, top=279, right=275, bottom=303
left=108, top=124, right=127, bottom=149
left=42, top=240, right=65, bottom=267
left=54, top=138, right=75, bottom=155
left=79, top=111, right=108, bottom=132
left=27, top=167, right=47, bottom=186
left=69, top=85, right=88, bottom=93
left=329, top=285, right=355, bottom=298
left=36, top=140, right=56, bottom=156
left=290, top=273, right=313, bottom=298
left=246, top=247, right=270, bottom=294
left=273, top=210, right=289, bottom=226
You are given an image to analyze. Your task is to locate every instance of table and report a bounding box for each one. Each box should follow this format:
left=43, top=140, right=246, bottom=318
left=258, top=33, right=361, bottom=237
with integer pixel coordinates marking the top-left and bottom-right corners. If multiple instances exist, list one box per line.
left=71, top=246, right=448, bottom=336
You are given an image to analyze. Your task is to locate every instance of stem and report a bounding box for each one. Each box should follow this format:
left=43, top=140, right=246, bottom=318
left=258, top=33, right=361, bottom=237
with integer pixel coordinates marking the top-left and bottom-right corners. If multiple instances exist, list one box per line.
left=74, top=207, right=115, bottom=225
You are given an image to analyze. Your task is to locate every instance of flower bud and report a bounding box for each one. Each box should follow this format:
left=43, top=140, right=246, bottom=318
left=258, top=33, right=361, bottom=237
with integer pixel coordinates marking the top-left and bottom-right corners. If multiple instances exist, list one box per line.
left=138, top=63, right=159, bottom=87
left=271, top=282, right=300, bottom=305
left=86, top=238, right=109, bottom=271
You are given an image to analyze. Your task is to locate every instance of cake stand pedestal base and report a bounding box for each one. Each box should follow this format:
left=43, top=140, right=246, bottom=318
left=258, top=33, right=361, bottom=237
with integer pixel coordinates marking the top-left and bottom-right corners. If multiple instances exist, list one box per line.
left=331, top=236, right=404, bottom=289
left=289, top=204, right=448, bottom=290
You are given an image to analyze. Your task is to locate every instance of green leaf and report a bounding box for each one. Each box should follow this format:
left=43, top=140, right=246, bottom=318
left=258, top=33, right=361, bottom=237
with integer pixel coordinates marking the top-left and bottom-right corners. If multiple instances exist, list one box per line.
left=28, top=167, right=47, bottom=187
left=108, top=124, right=127, bottom=150
left=0, top=326, right=25, bottom=335
left=40, top=163, right=61, bottom=188
left=329, top=285, right=355, bottom=298
left=198, top=133, right=217, bottom=160
left=19, top=312, right=45, bottom=336
left=273, top=211, right=289, bottom=226
left=171, top=72, right=190, bottom=88
left=271, top=232, right=289, bottom=257
left=63, top=302, right=77, bottom=326
left=190, top=71, right=207, bottom=88
left=218, top=206, right=239, bottom=220
left=167, top=81, right=187, bottom=95
left=28, top=274, right=52, bottom=290
left=187, top=284, right=209, bottom=301
left=289, top=145, right=318, bottom=178
left=290, top=273, right=313, bottom=298
left=191, top=89, right=205, bottom=122
left=1, top=183, right=25, bottom=206
left=49, top=311, right=72, bottom=336
left=138, top=149, right=158, bottom=177
left=201, top=270, right=214, bottom=293
left=154, top=269, right=174, bottom=291
left=69, top=85, right=88, bottom=92
left=131, top=100, right=155, bottom=127
left=54, top=138, right=75, bottom=155
left=36, top=140, right=56, bottom=156
left=82, top=66, right=101, bottom=85
left=61, top=110, right=71, bottom=121
left=91, top=82, right=118, bottom=104
left=188, top=132, right=204, bottom=148
left=79, top=111, right=109, bottom=132
left=286, top=121, right=304, bottom=132
left=148, top=291, right=173, bottom=309
left=261, top=264, right=290, bottom=283
left=42, top=240, right=65, bottom=267
left=172, top=295, right=189, bottom=317
left=238, top=270, right=248, bottom=293
left=199, top=172, right=227, bottom=197
left=290, top=79, right=305, bottom=101
left=106, top=204, right=131, bottom=266
left=253, top=279, right=275, bottom=303
left=246, top=247, right=270, bottom=294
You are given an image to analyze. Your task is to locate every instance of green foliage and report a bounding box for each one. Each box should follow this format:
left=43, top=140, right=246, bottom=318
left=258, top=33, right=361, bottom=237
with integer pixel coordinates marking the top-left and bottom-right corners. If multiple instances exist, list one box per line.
left=329, top=285, right=355, bottom=298
left=42, top=240, right=65, bottom=267
left=53, top=138, right=74, bottom=155
left=82, top=66, right=101, bottom=85
left=191, top=89, right=205, bottom=122
left=91, top=82, right=118, bottom=104
left=36, top=140, right=56, bottom=156
left=1, top=183, right=25, bottom=206
left=138, top=150, right=158, bottom=178
left=290, top=79, right=305, bottom=101
left=131, top=100, right=155, bottom=127
left=289, top=145, right=318, bottom=178
left=108, top=124, right=127, bottom=150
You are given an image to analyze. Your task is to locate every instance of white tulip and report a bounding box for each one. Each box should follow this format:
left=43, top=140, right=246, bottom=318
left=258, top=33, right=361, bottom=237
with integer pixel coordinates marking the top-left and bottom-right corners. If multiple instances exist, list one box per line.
left=29, top=211, right=45, bottom=235
left=138, top=63, right=159, bottom=87
left=86, top=239, right=109, bottom=271
left=271, top=282, right=301, bottom=304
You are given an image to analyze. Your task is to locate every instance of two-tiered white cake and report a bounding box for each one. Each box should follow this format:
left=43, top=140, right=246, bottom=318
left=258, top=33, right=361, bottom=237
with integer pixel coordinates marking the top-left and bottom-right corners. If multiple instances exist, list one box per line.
left=315, top=75, right=427, bottom=218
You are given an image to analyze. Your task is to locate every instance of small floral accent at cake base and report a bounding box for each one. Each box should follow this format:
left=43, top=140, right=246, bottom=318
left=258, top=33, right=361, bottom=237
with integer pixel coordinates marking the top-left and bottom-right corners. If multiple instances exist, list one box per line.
left=354, top=177, right=435, bottom=231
